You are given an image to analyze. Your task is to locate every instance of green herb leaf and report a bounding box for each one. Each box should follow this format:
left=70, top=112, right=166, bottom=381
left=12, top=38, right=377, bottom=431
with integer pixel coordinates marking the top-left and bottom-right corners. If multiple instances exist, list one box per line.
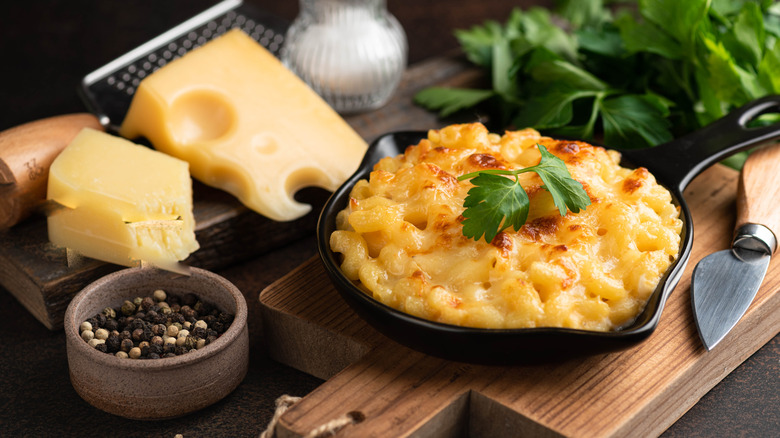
left=600, top=95, right=674, bottom=149
left=461, top=173, right=529, bottom=243
left=458, top=144, right=590, bottom=243
left=413, top=87, right=495, bottom=118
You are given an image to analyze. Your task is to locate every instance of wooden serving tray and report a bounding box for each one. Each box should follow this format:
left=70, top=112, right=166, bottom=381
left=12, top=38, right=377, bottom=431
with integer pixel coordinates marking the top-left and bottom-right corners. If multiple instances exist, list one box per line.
left=0, top=55, right=480, bottom=330
left=258, top=163, right=780, bottom=437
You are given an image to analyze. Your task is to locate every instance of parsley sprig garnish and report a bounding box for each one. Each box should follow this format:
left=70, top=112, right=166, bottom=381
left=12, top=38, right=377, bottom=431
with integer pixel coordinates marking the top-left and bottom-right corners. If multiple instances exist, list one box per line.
left=459, top=144, right=590, bottom=243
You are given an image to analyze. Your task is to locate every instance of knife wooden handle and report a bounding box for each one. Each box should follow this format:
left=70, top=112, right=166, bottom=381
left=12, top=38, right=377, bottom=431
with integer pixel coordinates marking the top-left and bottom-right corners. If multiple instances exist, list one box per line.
left=0, top=114, right=104, bottom=229
left=736, top=142, right=780, bottom=243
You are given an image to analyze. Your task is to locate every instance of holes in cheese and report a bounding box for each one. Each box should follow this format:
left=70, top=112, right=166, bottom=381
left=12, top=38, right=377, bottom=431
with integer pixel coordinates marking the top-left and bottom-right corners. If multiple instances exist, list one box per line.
left=46, top=128, right=199, bottom=274
left=119, top=29, right=368, bottom=222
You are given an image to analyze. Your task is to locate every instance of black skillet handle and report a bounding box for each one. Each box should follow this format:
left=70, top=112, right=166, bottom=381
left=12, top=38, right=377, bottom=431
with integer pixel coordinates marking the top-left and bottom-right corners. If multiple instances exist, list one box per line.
left=620, top=95, right=780, bottom=192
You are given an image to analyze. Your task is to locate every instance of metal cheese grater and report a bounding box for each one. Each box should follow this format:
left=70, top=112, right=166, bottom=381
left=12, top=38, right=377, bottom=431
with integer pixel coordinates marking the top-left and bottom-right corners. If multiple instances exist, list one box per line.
left=79, top=0, right=288, bottom=133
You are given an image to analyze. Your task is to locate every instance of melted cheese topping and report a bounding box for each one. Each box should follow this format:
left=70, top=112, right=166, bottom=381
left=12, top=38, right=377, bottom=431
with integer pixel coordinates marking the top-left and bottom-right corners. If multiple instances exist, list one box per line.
left=330, top=123, right=682, bottom=330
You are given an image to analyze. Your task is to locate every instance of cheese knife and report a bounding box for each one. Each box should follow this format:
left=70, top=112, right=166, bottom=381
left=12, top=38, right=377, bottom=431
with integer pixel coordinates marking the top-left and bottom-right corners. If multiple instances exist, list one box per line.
left=691, top=142, right=780, bottom=351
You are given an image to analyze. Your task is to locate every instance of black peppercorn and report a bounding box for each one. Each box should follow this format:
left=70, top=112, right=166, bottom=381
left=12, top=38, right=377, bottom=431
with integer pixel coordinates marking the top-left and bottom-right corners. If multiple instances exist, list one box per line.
left=191, top=327, right=206, bottom=339
left=86, top=317, right=99, bottom=329
left=152, top=324, right=166, bottom=337
left=95, top=343, right=108, bottom=353
left=120, top=338, right=134, bottom=352
left=212, top=321, right=225, bottom=334
left=180, top=306, right=196, bottom=320
left=218, top=312, right=234, bottom=325
left=106, top=335, right=121, bottom=353
left=132, top=328, right=144, bottom=342
left=163, top=343, right=176, bottom=355
left=149, top=344, right=163, bottom=356
left=141, top=296, right=154, bottom=311
left=147, top=352, right=160, bottom=359
left=95, top=313, right=107, bottom=328
left=104, top=318, right=118, bottom=332
left=164, top=352, right=176, bottom=358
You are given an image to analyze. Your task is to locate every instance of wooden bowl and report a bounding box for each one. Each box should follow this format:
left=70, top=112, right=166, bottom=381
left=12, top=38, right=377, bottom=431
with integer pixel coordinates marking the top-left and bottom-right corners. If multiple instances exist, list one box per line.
left=64, top=266, right=248, bottom=420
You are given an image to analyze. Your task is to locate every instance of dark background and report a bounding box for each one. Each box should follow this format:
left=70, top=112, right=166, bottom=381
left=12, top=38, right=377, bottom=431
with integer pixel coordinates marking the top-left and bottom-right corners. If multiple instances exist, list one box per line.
left=1, top=1, right=777, bottom=437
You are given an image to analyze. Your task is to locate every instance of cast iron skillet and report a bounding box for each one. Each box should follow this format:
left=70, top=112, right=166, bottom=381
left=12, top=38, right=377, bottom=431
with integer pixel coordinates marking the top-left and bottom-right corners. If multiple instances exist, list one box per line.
left=317, top=95, right=780, bottom=364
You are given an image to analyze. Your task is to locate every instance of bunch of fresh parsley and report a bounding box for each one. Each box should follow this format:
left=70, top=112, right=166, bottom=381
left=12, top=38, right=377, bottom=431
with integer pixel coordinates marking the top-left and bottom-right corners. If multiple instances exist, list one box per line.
left=415, top=0, right=780, bottom=162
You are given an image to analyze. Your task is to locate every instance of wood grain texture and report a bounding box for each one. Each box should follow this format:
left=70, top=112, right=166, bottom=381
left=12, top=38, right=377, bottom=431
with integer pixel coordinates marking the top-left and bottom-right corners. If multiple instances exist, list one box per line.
left=0, top=113, right=103, bottom=228
left=736, top=142, right=780, bottom=243
left=259, top=163, right=780, bottom=438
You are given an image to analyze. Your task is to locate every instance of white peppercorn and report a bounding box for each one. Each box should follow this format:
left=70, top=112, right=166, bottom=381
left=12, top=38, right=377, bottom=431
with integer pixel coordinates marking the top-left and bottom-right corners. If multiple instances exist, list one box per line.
left=94, top=328, right=109, bottom=340
left=153, top=289, right=167, bottom=302
left=80, top=321, right=93, bottom=333
left=129, top=347, right=142, bottom=359
left=177, top=329, right=190, bottom=339
left=81, top=330, right=95, bottom=342
left=115, top=351, right=128, bottom=359
left=166, top=325, right=179, bottom=338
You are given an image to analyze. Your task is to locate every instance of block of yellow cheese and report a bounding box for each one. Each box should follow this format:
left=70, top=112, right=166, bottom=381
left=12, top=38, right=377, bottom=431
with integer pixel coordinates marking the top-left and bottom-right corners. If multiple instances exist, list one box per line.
left=119, top=29, right=368, bottom=222
left=47, top=128, right=199, bottom=273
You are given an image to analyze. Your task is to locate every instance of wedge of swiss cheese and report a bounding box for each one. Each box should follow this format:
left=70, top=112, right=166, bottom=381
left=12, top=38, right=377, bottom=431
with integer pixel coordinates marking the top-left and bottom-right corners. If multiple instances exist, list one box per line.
left=119, top=29, right=368, bottom=222
left=47, top=128, right=199, bottom=274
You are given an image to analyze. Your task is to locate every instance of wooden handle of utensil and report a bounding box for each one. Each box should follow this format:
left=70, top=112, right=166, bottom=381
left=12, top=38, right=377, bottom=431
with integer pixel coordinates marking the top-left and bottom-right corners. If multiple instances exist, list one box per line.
left=736, top=142, right=780, bottom=241
left=0, top=114, right=103, bottom=229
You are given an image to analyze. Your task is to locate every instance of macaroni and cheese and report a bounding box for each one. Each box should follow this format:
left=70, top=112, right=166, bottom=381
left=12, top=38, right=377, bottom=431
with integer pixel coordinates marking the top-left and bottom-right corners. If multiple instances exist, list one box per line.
left=330, top=123, right=682, bottom=330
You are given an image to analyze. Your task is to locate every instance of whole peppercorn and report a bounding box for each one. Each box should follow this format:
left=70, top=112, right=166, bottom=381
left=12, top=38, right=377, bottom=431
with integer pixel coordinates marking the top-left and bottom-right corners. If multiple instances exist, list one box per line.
left=206, top=335, right=218, bottom=345
left=121, top=338, right=134, bottom=353
left=151, top=336, right=163, bottom=346
left=178, top=329, right=190, bottom=339
left=149, top=344, right=163, bottom=356
left=147, top=353, right=160, bottom=360
left=94, top=313, right=107, bottom=328
left=166, top=325, right=179, bottom=338
left=120, top=330, right=132, bottom=340
left=135, top=311, right=146, bottom=321
left=120, top=300, right=136, bottom=316
left=164, top=352, right=176, bottom=358
left=170, top=303, right=181, bottom=313
left=145, top=310, right=158, bottom=322
left=102, top=307, right=116, bottom=319
left=218, top=312, right=234, bottom=325
left=180, top=306, right=196, bottom=320
left=191, top=326, right=207, bottom=339
left=80, top=321, right=92, bottom=333
left=163, top=336, right=177, bottom=346
left=129, top=347, right=142, bottom=359
left=81, top=330, right=95, bottom=342
left=104, top=318, right=118, bottom=332
left=174, top=346, right=187, bottom=355
left=94, top=328, right=109, bottom=341
left=193, top=301, right=204, bottom=314
left=163, top=344, right=176, bottom=355
left=141, top=296, right=154, bottom=311
left=160, top=306, right=172, bottom=315
left=116, top=351, right=128, bottom=359
left=132, top=328, right=144, bottom=342
left=175, top=336, right=187, bottom=347
left=153, top=289, right=167, bottom=302
left=152, top=324, right=166, bottom=337
left=95, top=343, right=108, bottom=353
left=133, top=297, right=143, bottom=307
left=194, top=320, right=208, bottom=330
left=212, top=321, right=225, bottom=334
left=106, top=335, right=121, bottom=353
left=203, top=315, right=216, bottom=326
left=184, top=336, right=198, bottom=350
left=196, top=339, right=206, bottom=349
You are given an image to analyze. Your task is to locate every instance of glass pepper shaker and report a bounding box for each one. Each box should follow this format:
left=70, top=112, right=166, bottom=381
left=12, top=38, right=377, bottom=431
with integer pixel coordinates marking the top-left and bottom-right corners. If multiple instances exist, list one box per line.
left=281, top=0, right=408, bottom=114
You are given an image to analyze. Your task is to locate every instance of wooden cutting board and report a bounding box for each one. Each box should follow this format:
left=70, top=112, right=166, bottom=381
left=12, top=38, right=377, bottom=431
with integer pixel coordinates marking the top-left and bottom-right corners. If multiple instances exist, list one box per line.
left=258, top=162, right=780, bottom=437
left=0, top=55, right=479, bottom=330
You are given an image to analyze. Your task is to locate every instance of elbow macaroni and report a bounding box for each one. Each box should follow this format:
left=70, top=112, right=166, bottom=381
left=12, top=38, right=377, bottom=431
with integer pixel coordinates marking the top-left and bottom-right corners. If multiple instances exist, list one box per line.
left=330, top=123, right=682, bottom=331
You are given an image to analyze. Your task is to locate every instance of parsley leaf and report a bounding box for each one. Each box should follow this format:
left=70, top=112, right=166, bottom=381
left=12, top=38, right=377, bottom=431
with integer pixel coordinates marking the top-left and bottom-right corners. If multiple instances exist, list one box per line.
left=458, top=144, right=590, bottom=243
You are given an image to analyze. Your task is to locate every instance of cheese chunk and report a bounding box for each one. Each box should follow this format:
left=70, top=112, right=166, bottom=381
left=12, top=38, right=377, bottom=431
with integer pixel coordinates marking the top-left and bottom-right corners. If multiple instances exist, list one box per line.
left=47, top=128, right=199, bottom=273
left=119, top=29, right=368, bottom=222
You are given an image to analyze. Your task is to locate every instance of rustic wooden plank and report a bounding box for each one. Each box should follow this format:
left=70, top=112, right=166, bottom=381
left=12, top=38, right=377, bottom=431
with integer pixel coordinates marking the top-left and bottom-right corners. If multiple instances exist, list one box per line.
left=258, top=163, right=780, bottom=437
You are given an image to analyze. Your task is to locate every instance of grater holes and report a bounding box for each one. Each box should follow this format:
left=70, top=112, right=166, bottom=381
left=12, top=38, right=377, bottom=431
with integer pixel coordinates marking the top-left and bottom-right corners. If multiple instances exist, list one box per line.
left=162, top=50, right=173, bottom=60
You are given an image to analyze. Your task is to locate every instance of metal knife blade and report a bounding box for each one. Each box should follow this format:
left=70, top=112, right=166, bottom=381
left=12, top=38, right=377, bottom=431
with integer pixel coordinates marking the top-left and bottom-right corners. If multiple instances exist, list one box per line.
left=691, top=143, right=780, bottom=351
